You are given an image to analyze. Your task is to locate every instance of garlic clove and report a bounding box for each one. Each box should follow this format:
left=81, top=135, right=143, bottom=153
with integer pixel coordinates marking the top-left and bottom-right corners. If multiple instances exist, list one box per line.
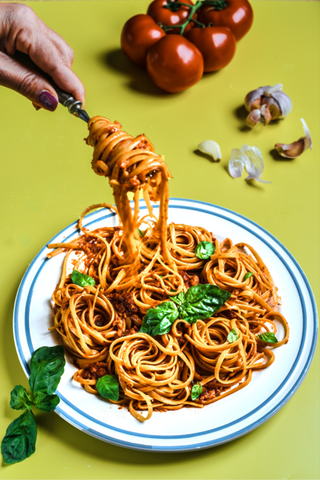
left=269, top=91, right=292, bottom=118
left=228, top=148, right=245, bottom=178
left=244, top=86, right=269, bottom=112
left=198, top=140, right=222, bottom=162
left=275, top=118, right=312, bottom=158
left=260, top=104, right=272, bottom=125
left=246, top=108, right=261, bottom=127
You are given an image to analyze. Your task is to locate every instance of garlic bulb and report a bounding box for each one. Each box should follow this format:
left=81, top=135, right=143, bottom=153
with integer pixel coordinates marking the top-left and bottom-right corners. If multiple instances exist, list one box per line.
left=245, top=84, right=292, bottom=127
left=275, top=118, right=312, bottom=158
left=229, top=145, right=271, bottom=183
left=198, top=140, right=222, bottom=162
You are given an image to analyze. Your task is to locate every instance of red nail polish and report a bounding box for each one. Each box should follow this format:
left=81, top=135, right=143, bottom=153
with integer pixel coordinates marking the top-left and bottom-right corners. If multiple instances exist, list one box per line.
left=38, top=91, right=58, bottom=112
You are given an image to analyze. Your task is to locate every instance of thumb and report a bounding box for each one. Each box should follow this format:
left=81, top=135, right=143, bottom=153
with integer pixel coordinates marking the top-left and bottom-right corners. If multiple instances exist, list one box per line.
left=0, top=52, right=58, bottom=111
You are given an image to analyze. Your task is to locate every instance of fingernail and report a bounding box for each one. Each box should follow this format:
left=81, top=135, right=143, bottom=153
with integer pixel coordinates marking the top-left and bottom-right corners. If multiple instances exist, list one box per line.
left=38, top=90, right=58, bottom=112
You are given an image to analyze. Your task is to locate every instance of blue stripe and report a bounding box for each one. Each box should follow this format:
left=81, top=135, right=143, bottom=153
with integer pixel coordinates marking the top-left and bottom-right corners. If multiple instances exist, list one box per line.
left=13, top=199, right=318, bottom=450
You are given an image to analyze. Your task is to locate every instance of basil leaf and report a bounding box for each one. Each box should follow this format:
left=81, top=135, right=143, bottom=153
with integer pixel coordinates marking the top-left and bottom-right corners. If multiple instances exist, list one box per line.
left=71, top=270, right=95, bottom=287
left=195, top=241, right=215, bottom=260
left=227, top=329, right=239, bottom=343
left=96, top=375, right=119, bottom=401
left=10, top=386, right=33, bottom=411
left=244, top=272, right=253, bottom=280
left=171, top=291, right=185, bottom=306
left=138, top=228, right=145, bottom=237
left=257, top=332, right=278, bottom=344
left=191, top=383, right=203, bottom=401
left=178, top=284, right=231, bottom=324
left=29, top=346, right=65, bottom=396
left=140, top=301, right=179, bottom=336
left=184, top=284, right=213, bottom=303
left=33, top=392, right=60, bottom=412
left=1, top=410, right=37, bottom=465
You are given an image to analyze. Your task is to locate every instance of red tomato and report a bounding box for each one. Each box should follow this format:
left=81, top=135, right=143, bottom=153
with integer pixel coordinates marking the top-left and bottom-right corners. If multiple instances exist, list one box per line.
left=147, top=0, right=194, bottom=34
left=197, top=0, right=253, bottom=41
left=186, top=26, right=236, bottom=72
left=121, top=14, right=166, bottom=67
left=146, top=35, right=203, bottom=93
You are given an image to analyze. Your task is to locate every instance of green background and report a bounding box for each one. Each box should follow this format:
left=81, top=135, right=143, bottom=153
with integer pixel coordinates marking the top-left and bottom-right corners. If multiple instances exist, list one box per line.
left=0, top=1, right=319, bottom=479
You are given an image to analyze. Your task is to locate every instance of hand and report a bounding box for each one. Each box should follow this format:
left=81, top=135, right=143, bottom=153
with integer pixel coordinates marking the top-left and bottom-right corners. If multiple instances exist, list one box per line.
left=0, top=3, right=85, bottom=111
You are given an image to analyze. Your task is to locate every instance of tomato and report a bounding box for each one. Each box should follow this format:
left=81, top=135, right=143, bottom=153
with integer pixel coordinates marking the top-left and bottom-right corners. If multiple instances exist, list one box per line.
left=185, top=26, right=236, bottom=72
left=121, top=14, right=166, bottom=67
left=147, top=0, right=194, bottom=34
left=146, top=35, right=203, bottom=93
left=197, top=0, right=253, bottom=41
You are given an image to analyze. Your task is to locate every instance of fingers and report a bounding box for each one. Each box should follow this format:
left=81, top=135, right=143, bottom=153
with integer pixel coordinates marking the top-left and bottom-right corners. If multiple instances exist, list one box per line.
left=0, top=52, right=59, bottom=111
left=1, top=3, right=86, bottom=106
left=15, top=5, right=86, bottom=106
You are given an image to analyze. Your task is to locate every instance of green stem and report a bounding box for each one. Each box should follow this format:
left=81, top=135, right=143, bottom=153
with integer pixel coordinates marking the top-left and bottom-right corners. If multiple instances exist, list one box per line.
left=162, top=0, right=228, bottom=35
left=191, top=18, right=206, bottom=27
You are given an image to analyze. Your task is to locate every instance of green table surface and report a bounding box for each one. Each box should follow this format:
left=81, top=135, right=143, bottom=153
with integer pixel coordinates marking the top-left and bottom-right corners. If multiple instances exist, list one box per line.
left=0, top=1, right=319, bottom=479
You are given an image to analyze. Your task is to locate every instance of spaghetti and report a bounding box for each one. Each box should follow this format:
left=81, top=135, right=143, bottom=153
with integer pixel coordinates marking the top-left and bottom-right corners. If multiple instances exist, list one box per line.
left=48, top=117, right=289, bottom=422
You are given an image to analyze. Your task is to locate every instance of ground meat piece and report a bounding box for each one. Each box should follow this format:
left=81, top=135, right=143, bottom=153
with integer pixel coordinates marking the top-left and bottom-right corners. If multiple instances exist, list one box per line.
left=106, top=292, right=141, bottom=317
left=176, top=336, right=185, bottom=346
left=205, top=379, right=220, bottom=389
left=113, top=315, right=125, bottom=336
left=199, top=387, right=222, bottom=402
left=179, top=270, right=200, bottom=289
left=189, top=275, right=200, bottom=286
left=180, top=270, right=190, bottom=287
left=81, top=362, right=109, bottom=380
left=121, top=326, right=139, bottom=337
left=222, top=310, right=237, bottom=319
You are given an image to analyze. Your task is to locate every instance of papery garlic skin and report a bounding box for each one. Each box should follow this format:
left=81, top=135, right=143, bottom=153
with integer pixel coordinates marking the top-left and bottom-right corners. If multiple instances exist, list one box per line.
left=228, top=149, right=245, bottom=178
left=198, top=140, right=222, bottom=162
left=275, top=118, right=313, bottom=158
left=244, top=84, right=292, bottom=127
left=228, top=145, right=271, bottom=183
left=242, top=145, right=271, bottom=183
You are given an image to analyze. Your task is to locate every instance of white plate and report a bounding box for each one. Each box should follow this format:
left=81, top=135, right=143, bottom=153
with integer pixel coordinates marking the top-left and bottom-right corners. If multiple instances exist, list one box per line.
left=13, top=198, right=318, bottom=451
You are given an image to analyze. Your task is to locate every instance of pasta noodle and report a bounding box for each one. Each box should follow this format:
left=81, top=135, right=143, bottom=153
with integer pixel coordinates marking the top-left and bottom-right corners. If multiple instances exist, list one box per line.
left=48, top=117, right=289, bottom=422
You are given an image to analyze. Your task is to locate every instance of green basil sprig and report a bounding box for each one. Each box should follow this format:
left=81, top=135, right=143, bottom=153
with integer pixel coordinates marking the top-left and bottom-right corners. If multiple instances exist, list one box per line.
left=1, top=346, right=65, bottom=464
left=257, top=332, right=278, bottom=344
left=195, top=241, right=215, bottom=260
left=10, top=386, right=33, bottom=411
left=140, top=284, right=231, bottom=336
left=71, top=270, right=95, bottom=287
left=244, top=272, right=253, bottom=280
left=227, top=329, right=239, bottom=343
left=172, top=284, right=231, bottom=325
left=96, top=375, right=119, bottom=401
left=140, top=301, right=179, bottom=336
left=1, top=410, right=37, bottom=466
left=191, top=383, right=203, bottom=400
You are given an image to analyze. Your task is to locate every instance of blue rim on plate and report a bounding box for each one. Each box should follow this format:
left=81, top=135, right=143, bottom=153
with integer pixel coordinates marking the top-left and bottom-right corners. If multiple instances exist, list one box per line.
left=13, top=198, right=318, bottom=451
